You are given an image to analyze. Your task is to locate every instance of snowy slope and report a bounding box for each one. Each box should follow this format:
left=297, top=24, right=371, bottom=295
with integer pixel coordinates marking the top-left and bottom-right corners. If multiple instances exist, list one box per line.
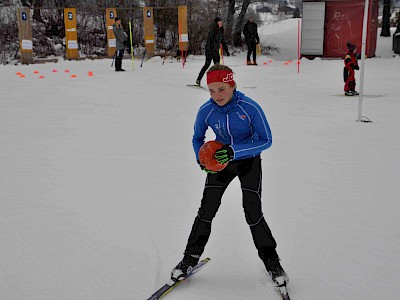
left=1, top=21, right=400, bottom=300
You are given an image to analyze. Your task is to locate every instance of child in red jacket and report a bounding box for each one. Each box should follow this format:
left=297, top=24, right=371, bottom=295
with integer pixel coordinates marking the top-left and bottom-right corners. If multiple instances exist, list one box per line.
left=343, top=42, right=359, bottom=96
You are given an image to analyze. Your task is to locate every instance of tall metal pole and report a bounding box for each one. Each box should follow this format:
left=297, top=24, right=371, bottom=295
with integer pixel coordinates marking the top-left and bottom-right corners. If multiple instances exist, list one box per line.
left=129, top=20, right=134, bottom=70
left=297, top=19, right=301, bottom=74
left=358, top=0, right=369, bottom=122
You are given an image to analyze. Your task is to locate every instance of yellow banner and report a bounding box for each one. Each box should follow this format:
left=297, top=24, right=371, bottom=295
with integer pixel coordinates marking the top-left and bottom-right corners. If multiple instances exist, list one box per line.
left=178, top=6, right=188, bottom=52
left=17, top=7, right=33, bottom=64
left=143, top=7, right=154, bottom=56
left=256, top=43, right=262, bottom=56
left=64, top=8, right=78, bottom=60
left=106, top=8, right=117, bottom=58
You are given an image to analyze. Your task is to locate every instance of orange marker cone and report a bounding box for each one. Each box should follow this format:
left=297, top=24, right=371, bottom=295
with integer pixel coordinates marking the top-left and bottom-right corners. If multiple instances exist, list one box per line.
left=263, top=62, right=267, bottom=65
left=52, top=69, right=58, bottom=73
left=64, top=69, right=70, bottom=73
left=269, top=60, right=273, bottom=63
left=34, top=70, right=39, bottom=74
left=88, top=71, right=94, bottom=77
left=19, top=74, right=26, bottom=78
left=39, top=75, right=45, bottom=79
left=70, top=74, right=77, bottom=78
left=16, top=72, right=22, bottom=76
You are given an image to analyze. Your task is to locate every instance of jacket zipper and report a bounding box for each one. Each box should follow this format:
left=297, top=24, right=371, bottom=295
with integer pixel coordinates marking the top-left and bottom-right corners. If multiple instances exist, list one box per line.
left=226, top=114, right=234, bottom=145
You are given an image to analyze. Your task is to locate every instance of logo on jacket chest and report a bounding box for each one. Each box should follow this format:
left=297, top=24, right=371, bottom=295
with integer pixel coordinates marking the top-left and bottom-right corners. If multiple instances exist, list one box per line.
left=214, top=120, right=228, bottom=139
left=236, top=112, right=247, bottom=120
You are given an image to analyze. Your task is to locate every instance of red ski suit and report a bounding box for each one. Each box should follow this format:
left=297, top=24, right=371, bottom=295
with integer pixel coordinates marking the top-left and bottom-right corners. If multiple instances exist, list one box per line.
left=343, top=51, right=359, bottom=92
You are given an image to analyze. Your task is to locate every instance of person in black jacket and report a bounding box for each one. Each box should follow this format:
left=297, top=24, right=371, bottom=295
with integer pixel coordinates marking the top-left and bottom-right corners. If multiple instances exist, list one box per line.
left=243, top=17, right=260, bottom=65
left=196, top=17, right=230, bottom=86
left=113, top=17, right=128, bottom=71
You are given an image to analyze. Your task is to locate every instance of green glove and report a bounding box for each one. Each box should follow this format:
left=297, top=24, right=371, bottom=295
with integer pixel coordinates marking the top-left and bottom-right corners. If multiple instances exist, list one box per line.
left=197, top=160, right=217, bottom=174
left=200, top=165, right=217, bottom=174
left=215, top=145, right=234, bottom=164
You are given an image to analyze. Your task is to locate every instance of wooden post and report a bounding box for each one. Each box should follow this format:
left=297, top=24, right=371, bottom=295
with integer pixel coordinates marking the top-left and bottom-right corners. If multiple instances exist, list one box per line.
left=143, top=7, right=154, bottom=56
left=106, top=8, right=117, bottom=58
left=17, top=7, right=33, bottom=65
left=64, top=8, right=78, bottom=60
left=178, top=6, right=189, bottom=53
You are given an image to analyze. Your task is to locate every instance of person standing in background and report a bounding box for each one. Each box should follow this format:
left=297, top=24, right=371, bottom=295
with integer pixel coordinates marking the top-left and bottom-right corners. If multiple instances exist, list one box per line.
left=113, top=17, right=128, bottom=72
left=343, top=42, right=359, bottom=96
left=196, top=17, right=230, bottom=86
left=243, top=17, right=260, bottom=65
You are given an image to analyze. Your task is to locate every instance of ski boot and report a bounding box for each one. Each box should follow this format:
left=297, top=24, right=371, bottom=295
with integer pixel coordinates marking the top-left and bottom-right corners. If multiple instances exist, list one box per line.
left=345, top=91, right=354, bottom=96
left=351, top=90, right=359, bottom=95
left=264, top=257, right=289, bottom=286
left=171, top=253, right=200, bottom=282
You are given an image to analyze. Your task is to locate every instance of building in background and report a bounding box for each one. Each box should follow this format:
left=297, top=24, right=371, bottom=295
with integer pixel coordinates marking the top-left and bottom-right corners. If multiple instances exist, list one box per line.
left=301, top=0, right=379, bottom=58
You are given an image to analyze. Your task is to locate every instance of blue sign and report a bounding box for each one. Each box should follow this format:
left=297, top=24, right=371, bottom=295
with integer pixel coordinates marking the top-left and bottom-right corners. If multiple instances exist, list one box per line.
left=68, top=12, right=73, bottom=20
left=110, top=11, right=114, bottom=19
left=147, top=10, right=151, bottom=18
left=21, top=12, right=27, bottom=21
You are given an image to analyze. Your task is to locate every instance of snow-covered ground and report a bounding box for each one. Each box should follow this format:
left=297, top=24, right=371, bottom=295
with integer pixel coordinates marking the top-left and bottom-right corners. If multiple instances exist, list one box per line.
left=1, top=19, right=399, bottom=300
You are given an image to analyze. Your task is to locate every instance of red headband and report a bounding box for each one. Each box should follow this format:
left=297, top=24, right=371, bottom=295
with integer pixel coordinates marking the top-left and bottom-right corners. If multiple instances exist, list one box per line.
left=206, top=70, right=235, bottom=86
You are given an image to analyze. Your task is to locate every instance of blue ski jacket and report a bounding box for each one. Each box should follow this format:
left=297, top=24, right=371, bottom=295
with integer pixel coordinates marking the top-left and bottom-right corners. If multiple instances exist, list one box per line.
left=193, top=90, right=272, bottom=162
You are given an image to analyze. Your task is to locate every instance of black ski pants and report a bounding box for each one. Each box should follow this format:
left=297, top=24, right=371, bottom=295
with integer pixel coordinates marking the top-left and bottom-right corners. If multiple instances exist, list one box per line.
left=246, top=40, right=257, bottom=62
left=197, top=50, right=220, bottom=82
left=115, top=49, right=124, bottom=71
left=184, top=155, right=278, bottom=263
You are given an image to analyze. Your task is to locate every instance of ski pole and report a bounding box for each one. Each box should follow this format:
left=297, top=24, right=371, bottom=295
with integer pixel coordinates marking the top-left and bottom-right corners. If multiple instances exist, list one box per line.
left=111, top=51, right=116, bottom=67
left=219, top=43, right=224, bottom=65
left=129, top=20, right=134, bottom=70
left=140, top=49, right=146, bottom=67
left=162, top=49, right=167, bottom=65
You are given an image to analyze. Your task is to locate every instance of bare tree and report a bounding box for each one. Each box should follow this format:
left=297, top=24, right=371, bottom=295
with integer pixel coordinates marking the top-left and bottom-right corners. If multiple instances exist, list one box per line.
left=233, top=0, right=250, bottom=46
left=225, top=0, right=235, bottom=45
left=381, top=0, right=391, bottom=37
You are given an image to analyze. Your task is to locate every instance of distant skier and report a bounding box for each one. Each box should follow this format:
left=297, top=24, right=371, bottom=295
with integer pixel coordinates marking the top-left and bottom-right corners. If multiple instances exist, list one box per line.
left=243, top=16, right=260, bottom=65
left=343, top=42, right=359, bottom=96
left=113, top=17, right=128, bottom=72
left=172, top=64, right=289, bottom=288
left=196, top=17, right=230, bottom=86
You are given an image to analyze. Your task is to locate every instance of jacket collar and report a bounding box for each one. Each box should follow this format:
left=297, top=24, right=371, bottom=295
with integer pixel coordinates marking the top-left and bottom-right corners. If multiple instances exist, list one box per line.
left=210, top=90, right=242, bottom=113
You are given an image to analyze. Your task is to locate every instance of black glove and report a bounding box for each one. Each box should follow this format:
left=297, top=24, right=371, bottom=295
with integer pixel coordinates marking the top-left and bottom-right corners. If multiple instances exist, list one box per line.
left=226, top=52, right=230, bottom=57
left=351, top=64, right=359, bottom=70
left=214, top=145, right=234, bottom=164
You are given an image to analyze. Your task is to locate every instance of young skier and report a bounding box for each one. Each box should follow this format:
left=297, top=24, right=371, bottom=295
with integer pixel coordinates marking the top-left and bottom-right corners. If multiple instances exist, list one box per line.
left=343, top=42, right=359, bottom=96
left=113, top=17, right=128, bottom=72
left=196, top=17, right=230, bottom=86
left=243, top=16, right=260, bottom=65
left=171, top=64, right=288, bottom=287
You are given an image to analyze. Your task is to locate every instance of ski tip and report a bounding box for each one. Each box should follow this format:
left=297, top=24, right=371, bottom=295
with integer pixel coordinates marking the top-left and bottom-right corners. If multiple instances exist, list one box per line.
left=186, top=84, right=207, bottom=90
